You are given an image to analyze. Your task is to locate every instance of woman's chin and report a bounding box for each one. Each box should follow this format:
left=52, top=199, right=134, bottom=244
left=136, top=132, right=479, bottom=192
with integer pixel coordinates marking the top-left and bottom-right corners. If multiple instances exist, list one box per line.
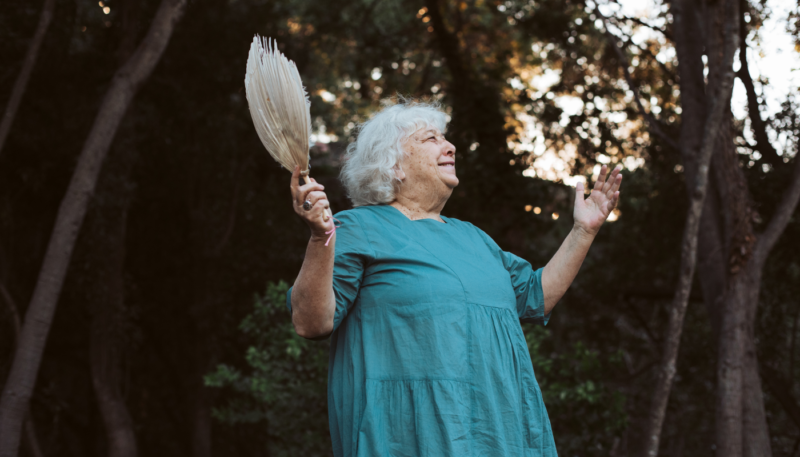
left=442, top=176, right=459, bottom=189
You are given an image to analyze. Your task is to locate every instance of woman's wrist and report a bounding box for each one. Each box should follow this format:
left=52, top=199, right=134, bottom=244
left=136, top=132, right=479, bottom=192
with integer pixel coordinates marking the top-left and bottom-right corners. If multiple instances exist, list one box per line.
left=571, top=223, right=598, bottom=241
left=309, top=233, right=332, bottom=244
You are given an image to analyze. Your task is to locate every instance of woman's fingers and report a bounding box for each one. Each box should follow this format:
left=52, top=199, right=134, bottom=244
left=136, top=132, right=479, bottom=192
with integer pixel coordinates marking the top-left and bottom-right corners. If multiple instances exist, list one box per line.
left=605, top=171, right=622, bottom=198
left=575, top=181, right=586, bottom=209
left=593, top=164, right=608, bottom=191
left=290, top=171, right=334, bottom=234
left=304, top=190, right=327, bottom=208
left=313, top=198, right=330, bottom=213
left=290, top=166, right=301, bottom=201
left=607, top=191, right=620, bottom=212
left=296, top=182, right=325, bottom=207
left=601, top=165, right=620, bottom=194
left=310, top=199, right=333, bottom=228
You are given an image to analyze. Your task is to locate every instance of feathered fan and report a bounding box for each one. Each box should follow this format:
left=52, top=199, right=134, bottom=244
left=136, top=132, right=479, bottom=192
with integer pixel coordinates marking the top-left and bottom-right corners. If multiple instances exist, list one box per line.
left=244, top=35, right=331, bottom=221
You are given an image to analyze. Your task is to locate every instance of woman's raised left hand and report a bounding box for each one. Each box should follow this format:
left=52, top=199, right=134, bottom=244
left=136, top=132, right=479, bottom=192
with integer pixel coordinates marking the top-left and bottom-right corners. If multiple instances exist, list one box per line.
left=573, top=164, right=623, bottom=236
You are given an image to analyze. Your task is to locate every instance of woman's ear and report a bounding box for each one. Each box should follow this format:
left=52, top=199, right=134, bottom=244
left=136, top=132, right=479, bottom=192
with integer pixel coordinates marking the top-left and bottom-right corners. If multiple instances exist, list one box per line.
left=394, top=166, right=406, bottom=181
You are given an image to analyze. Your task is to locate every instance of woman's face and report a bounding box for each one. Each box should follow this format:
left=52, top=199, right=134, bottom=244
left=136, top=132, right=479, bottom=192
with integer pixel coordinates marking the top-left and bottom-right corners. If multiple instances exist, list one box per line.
left=398, top=127, right=458, bottom=197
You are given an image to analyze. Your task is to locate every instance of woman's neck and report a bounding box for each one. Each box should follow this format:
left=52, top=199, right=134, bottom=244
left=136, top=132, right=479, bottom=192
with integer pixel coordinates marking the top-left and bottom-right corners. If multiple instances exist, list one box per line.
left=389, top=196, right=446, bottom=222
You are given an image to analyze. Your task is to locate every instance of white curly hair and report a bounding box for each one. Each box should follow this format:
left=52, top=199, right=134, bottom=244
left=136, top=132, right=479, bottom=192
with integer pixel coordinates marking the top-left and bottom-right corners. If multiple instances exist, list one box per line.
left=340, top=99, right=448, bottom=207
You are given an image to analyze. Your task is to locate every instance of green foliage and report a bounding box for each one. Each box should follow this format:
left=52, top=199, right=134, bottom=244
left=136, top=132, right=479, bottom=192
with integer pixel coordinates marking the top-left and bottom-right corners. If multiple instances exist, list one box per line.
left=525, top=324, right=628, bottom=455
left=205, top=281, right=331, bottom=455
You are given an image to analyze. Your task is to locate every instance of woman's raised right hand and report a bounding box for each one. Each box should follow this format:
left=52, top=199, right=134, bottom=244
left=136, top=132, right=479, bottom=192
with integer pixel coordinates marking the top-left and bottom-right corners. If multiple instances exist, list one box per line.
left=290, top=166, right=334, bottom=241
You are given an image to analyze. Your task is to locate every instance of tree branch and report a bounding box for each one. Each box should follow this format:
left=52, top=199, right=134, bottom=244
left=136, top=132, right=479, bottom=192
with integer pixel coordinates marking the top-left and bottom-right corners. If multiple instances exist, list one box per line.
left=605, top=7, right=673, bottom=40
left=0, top=282, right=21, bottom=339
left=623, top=15, right=671, bottom=40
left=596, top=8, right=680, bottom=151
left=754, top=152, right=800, bottom=265
left=0, top=283, right=45, bottom=457
left=737, top=1, right=782, bottom=168
left=0, top=0, right=56, bottom=161
left=640, top=0, right=740, bottom=454
left=621, top=34, right=677, bottom=82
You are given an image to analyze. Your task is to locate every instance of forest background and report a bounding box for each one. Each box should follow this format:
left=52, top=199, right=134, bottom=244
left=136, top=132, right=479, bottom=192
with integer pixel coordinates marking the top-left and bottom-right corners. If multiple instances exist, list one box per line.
left=1, top=0, right=800, bottom=456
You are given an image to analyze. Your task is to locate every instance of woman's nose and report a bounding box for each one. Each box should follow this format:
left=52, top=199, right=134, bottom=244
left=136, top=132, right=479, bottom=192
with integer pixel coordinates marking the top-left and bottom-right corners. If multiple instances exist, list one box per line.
left=444, top=141, right=456, bottom=155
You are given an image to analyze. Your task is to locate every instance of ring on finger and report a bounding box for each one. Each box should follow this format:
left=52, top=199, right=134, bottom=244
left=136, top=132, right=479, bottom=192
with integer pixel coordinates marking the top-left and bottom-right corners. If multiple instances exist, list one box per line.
left=303, top=200, right=312, bottom=211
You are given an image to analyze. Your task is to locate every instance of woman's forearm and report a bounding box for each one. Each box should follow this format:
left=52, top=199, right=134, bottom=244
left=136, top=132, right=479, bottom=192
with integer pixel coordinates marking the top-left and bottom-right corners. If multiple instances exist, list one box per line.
left=291, top=234, right=336, bottom=338
left=541, top=226, right=596, bottom=314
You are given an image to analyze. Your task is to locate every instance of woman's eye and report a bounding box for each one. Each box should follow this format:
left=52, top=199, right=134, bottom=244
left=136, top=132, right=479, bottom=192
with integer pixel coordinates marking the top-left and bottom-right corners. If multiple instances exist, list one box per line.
left=428, top=136, right=436, bottom=141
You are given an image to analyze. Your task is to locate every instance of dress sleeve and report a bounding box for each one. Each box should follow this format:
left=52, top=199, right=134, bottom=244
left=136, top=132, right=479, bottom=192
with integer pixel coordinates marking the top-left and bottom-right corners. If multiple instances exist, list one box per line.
left=286, top=210, right=372, bottom=334
left=469, top=223, right=550, bottom=325
left=499, top=250, right=550, bottom=325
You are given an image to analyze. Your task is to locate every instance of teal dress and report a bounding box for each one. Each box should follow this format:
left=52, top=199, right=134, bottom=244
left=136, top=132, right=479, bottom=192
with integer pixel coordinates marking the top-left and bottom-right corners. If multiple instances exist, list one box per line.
left=287, top=204, right=557, bottom=457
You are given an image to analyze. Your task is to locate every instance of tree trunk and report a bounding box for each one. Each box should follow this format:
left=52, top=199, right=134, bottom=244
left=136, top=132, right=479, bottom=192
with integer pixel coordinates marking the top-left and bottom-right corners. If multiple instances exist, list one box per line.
left=87, top=207, right=137, bottom=457
left=0, top=1, right=187, bottom=455
left=711, top=258, right=770, bottom=457
left=742, top=326, right=771, bottom=457
left=715, top=274, right=747, bottom=457
left=78, top=133, right=140, bottom=457
left=191, top=339, right=212, bottom=457
left=685, top=1, right=800, bottom=454
left=696, top=179, right=728, bottom=338
left=0, top=286, right=44, bottom=457
left=0, top=0, right=56, bottom=160
left=735, top=127, right=800, bottom=455
left=639, top=0, right=739, bottom=455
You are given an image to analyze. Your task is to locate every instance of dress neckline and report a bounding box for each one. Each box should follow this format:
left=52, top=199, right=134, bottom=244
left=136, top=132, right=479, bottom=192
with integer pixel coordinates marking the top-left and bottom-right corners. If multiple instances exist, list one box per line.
left=381, top=204, right=449, bottom=224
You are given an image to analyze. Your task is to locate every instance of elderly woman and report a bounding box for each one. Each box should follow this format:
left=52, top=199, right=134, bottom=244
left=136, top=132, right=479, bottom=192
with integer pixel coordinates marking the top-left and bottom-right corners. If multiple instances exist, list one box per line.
left=287, top=101, right=622, bottom=457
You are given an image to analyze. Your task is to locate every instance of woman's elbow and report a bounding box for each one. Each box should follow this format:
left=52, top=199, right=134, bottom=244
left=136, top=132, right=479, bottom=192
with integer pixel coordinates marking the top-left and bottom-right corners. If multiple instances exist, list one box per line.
left=290, top=291, right=335, bottom=339
left=292, top=316, right=333, bottom=340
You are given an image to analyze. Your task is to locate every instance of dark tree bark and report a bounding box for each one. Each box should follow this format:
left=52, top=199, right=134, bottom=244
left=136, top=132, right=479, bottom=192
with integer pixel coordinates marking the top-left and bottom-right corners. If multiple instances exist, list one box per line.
left=687, top=1, right=800, bottom=455
left=191, top=339, right=213, bottom=457
left=76, top=131, right=140, bottom=457
left=0, top=0, right=56, bottom=160
left=742, top=319, right=771, bottom=457
left=631, top=0, right=800, bottom=454
left=85, top=205, right=137, bottom=457
left=711, top=2, right=800, bottom=455
left=639, top=1, right=739, bottom=455
left=0, top=1, right=187, bottom=455
left=0, top=285, right=44, bottom=457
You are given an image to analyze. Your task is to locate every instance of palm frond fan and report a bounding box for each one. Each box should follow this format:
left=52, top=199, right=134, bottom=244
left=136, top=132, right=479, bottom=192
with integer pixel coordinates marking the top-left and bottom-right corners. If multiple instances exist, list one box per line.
left=244, top=35, right=331, bottom=221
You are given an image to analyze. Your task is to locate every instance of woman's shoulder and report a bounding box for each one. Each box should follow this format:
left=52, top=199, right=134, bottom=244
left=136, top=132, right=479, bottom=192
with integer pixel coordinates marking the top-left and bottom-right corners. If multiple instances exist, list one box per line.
left=333, top=205, right=388, bottom=225
left=442, top=215, right=484, bottom=234
left=444, top=217, right=501, bottom=247
left=331, top=206, right=395, bottom=250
